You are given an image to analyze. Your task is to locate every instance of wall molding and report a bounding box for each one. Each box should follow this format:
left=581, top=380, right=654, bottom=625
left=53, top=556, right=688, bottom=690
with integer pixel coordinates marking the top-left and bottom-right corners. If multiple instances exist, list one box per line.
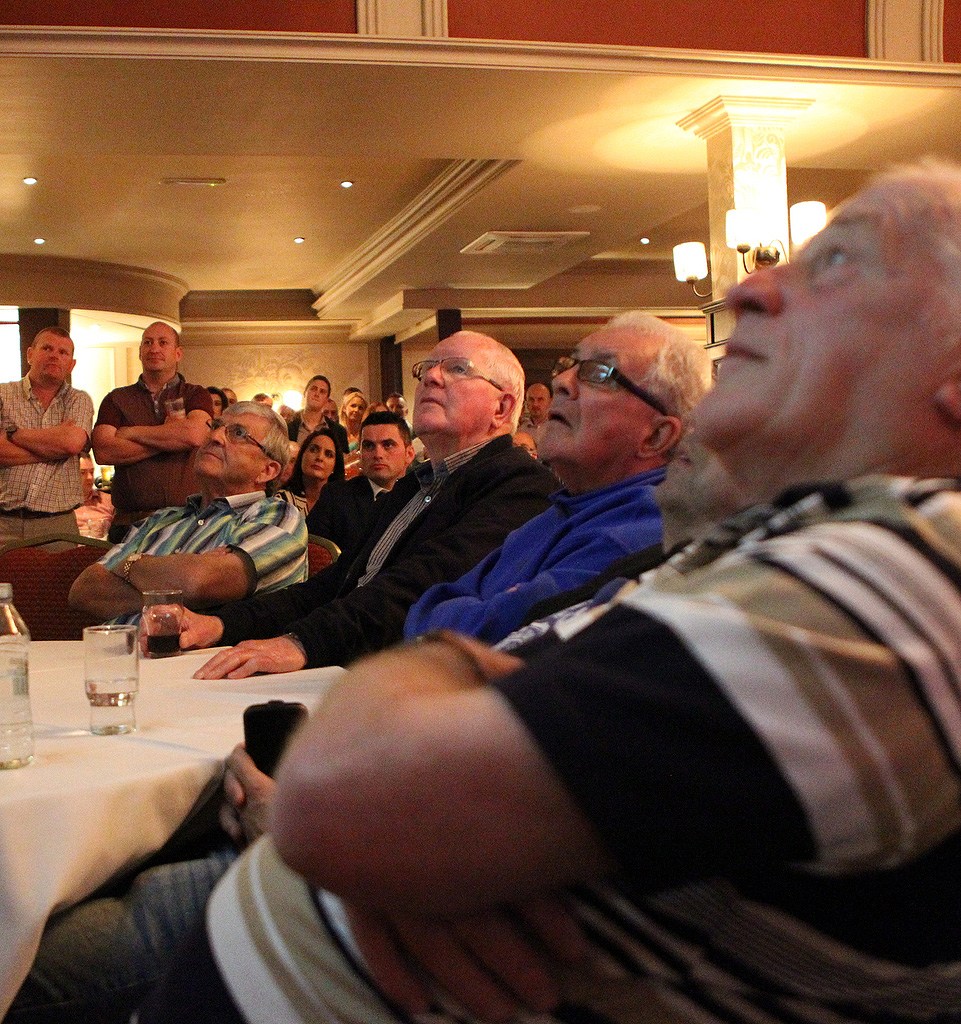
left=312, top=158, right=519, bottom=316
left=356, top=0, right=447, bottom=37
left=182, top=320, right=356, bottom=345
left=867, top=0, right=944, bottom=61
left=0, top=26, right=958, bottom=85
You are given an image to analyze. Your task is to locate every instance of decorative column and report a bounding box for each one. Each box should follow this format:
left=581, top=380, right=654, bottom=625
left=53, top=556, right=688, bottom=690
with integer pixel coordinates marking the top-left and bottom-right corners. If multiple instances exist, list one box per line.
left=677, top=96, right=814, bottom=317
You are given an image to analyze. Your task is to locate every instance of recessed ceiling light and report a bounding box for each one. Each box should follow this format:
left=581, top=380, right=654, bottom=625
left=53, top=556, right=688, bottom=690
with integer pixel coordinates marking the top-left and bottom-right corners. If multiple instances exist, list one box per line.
left=339, top=180, right=353, bottom=189
left=22, top=177, right=37, bottom=186
left=33, top=238, right=45, bottom=245
left=569, top=204, right=601, bottom=215
left=640, top=237, right=651, bottom=245
left=294, top=237, right=305, bottom=244
left=161, top=177, right=227, bottom=187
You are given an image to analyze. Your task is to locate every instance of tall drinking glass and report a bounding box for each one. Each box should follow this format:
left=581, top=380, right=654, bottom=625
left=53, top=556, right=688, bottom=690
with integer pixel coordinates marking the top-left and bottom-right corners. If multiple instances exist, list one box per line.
left=83, top=625, right=138, bottom=735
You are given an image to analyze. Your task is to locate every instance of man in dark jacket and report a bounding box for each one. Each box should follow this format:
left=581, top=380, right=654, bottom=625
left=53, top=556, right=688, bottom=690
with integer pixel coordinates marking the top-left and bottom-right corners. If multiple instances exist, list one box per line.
left=305, top=410, right=414, bottom=555
left=182, top=330, right=556, bottom=675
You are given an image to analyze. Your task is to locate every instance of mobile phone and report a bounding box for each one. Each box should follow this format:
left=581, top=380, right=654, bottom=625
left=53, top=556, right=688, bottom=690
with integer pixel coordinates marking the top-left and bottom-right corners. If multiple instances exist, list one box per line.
left=242, top=700, right=308, bottom=776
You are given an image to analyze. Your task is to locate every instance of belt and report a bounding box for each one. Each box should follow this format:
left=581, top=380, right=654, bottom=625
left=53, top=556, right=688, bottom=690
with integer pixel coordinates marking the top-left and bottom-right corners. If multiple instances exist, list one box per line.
left=0, top=508, right=74, bottom=519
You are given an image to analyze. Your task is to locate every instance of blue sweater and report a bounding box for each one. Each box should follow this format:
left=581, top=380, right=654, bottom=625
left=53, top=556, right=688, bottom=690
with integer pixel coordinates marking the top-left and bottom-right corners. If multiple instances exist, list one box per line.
left=404, top=465, right=665, bottom=643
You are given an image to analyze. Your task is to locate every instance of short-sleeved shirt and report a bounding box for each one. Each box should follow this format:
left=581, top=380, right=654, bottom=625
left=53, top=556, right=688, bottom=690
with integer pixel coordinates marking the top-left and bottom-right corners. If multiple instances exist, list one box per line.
left=100, top=490, right=308, bottom=624
left=491, top=475, right=961, bottom=1022
left=0, top=377, right=94, bottom=513
left=94, top=375, right=214, bottom=514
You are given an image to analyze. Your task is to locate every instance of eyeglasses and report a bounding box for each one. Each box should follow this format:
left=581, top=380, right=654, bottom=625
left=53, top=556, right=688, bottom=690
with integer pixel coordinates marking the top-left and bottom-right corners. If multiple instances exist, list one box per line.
left=207, top=418, right=270, bottom=456
left=411, top=357, right=504, bottom=392
left=551, top=355, right=669, bottom=416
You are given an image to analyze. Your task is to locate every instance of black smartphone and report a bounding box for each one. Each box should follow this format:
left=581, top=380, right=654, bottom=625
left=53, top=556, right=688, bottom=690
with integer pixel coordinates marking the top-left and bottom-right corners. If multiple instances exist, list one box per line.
left=242, top=700, right=308, bottom=777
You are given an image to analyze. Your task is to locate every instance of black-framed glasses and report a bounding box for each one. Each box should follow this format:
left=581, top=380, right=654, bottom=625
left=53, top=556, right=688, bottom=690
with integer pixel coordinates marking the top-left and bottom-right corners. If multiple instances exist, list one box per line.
left=207, top=418, right=270, bottom=456
left=411, top=357, right=504, bottom=392
left=551, top=355, right=669, bottom=416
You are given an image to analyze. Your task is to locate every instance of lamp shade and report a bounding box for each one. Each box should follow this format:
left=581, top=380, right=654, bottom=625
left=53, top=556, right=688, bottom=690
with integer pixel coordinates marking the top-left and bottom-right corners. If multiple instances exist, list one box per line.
left=725, top=208, right=766, bottom=250
left=673, top=241, right=708, bottom=283
left=789, top=201, right=827, bottom=247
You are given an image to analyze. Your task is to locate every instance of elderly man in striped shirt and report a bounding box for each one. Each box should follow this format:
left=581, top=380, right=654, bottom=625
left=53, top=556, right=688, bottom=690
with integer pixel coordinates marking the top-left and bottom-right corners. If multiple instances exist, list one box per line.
left=69, top=401, right=307, bottom=623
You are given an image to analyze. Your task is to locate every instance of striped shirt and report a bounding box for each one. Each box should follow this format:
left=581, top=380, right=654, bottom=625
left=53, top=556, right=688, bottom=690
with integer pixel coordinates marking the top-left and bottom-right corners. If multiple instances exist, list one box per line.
left=101, top=490, right=307, bottom=625
left=495, top=475, right=961, bottom=1024
left=0, top=377, right=94, bottom=513
left=204, top=476, right=961, bottom=1024
left=356, top=439, right=491, bottom=587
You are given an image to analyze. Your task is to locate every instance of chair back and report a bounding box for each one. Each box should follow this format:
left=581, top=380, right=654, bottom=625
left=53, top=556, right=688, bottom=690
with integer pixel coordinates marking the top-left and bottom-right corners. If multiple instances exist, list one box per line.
left=306, top=534, right=341, bottom=576
left=0, top=535, right=112, bottom=640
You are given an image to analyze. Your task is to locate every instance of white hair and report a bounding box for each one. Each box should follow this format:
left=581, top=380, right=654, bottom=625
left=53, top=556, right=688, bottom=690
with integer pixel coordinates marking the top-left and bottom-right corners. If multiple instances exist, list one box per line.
left=605, top=311, right=712, bottom=421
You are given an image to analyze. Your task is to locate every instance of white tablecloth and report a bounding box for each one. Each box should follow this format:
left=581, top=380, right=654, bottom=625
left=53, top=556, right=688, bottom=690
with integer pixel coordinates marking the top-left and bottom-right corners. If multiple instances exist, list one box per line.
left=0, top=640, right=341, bottom=1015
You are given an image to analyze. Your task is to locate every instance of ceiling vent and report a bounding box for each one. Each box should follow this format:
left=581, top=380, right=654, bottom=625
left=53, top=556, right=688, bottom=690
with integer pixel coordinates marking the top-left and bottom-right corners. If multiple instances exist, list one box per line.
left=460, top=230, right=590, bottom=255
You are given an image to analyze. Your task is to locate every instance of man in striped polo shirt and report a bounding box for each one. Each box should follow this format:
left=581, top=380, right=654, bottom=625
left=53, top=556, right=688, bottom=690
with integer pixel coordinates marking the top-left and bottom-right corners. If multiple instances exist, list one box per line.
left=69, top=401, right=307, bottom=623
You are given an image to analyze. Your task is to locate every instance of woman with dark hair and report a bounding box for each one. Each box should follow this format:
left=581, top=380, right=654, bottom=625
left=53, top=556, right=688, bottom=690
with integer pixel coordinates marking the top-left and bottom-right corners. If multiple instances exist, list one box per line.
left=277, top=426, right=344, bottom=516
left=206, top=386, right=229, bottom=418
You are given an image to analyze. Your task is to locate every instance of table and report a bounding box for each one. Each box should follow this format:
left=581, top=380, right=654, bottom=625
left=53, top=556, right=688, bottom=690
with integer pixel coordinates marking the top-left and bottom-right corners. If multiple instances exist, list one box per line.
left=0, top=640, right=342, bottom=1015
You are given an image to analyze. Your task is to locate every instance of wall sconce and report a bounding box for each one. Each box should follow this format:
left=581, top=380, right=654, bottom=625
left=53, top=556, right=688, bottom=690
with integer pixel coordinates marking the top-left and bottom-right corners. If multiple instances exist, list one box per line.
left=674, top=200, right=828, bottom=297
left=725, top=208, right=785, bottom=273
left=672, top=241, right=710, bottom=297
left=789, top=200, right=828, bottom=247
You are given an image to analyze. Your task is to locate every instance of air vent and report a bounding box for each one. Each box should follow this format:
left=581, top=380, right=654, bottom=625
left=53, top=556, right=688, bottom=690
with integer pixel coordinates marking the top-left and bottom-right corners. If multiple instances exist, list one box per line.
left=460, top=230, right=590, bottom=255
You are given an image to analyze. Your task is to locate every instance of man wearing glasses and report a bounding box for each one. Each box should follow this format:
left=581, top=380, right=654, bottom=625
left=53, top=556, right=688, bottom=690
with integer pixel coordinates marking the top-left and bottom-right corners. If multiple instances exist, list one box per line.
left=180, top=331, right=556, bottom=677
left=404, top=313, right=712, bottom=644
left=69, top=402, right=308, bottom=624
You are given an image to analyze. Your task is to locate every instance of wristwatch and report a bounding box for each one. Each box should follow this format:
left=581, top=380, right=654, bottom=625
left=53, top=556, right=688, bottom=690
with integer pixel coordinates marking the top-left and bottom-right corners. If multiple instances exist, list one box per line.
left=119, top=553, right=143, bottom=584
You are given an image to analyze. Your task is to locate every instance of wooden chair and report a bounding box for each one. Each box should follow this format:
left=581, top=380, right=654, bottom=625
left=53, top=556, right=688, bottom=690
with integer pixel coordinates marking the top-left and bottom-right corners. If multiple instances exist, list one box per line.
left=306, top=534, right=341, bottom=576
left=0, top=534, right=112, bottom=640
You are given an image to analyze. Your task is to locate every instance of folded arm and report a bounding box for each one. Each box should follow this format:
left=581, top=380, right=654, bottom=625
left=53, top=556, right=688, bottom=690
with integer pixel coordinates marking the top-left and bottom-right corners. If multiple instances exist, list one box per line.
left=9, top=422, right=88, bottom=461
left=272, top=633, right=614, bottom=916
left=91, top=423, right=157, bottom=466
left=0, top=435, right=44, bottom=467
left=69, top=549, right=253, bottom=619
left=116, top=409, right=210, bottom=452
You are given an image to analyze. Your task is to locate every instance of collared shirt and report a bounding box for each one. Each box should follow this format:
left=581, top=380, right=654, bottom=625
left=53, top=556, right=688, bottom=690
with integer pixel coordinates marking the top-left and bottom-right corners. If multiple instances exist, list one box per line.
left=94, top=374, right=214, bottom=514
left=356, top=438, right=491, bottom=587
left=100, top=490, right=308, bottom=624
left=0, top=376, right=94, bottom=514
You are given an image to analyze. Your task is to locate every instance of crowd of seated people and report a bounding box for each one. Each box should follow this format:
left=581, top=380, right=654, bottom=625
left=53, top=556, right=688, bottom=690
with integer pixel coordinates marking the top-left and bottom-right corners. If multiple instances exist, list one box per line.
left=6, top=159, right=961, bottom=1024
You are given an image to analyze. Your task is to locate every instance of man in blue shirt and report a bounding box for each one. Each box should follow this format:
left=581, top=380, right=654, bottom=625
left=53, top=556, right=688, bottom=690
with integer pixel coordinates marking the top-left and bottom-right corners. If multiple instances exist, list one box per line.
left=404, top=312, right=712, bottom=643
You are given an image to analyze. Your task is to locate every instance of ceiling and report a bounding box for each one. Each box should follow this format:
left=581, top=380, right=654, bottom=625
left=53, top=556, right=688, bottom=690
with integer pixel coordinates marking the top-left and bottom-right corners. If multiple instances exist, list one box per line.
left=2, top=31, right=961, bottom=346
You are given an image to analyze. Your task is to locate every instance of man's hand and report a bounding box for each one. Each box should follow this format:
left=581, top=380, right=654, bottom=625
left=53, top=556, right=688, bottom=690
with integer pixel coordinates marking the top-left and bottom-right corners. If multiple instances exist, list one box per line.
left=344, top=897, right=588, bottom=1022
left=179, top=608, right=225, bottom=651
left=219, top=745, right=276, bottom=848
left=192, top=636, right=306, bottom=679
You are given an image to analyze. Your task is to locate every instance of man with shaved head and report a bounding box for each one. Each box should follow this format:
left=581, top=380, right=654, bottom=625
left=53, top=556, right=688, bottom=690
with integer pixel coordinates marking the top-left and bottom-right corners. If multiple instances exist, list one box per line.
left=519, top=380, right=552, bottom=446
left=180, top=330, right=556, bottom=675
left=93, top=321, right=213, bottom=533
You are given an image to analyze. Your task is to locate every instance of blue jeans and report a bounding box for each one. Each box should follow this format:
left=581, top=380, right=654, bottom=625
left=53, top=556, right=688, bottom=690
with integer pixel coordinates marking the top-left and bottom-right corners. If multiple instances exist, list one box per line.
left=4, top=845, right=237, bottom=1024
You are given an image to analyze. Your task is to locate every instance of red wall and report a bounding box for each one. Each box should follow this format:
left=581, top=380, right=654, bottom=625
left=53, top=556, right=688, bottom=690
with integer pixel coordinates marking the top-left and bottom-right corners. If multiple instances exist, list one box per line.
left=945, top=0, right=961, bottom=62
left=447, top=0, right=866, bottom=58
left=0, top=1, right=357, bottom=33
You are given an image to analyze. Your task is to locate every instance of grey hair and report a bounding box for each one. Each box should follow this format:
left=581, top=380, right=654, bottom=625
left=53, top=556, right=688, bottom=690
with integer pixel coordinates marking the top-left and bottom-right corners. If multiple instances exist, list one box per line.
left=226, top=401, right=291, bottom=468
left=842, top=160, right=961, bottom=348
left=605, top=311, right=712, bottom=421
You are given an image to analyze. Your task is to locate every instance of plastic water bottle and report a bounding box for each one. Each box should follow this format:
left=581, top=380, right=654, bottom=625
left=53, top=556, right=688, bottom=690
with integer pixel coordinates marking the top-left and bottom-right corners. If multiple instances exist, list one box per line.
left=0, top=583, right=32, bottom=769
